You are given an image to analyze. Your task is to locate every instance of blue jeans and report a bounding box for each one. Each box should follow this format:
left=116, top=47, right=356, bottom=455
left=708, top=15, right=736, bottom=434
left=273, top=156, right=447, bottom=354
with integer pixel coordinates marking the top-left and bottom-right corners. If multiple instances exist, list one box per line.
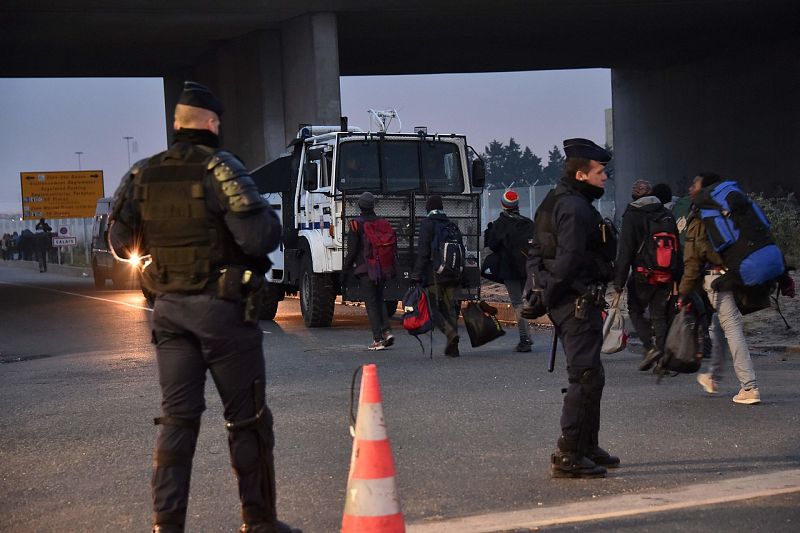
left=704, top=273, right=757, bottom=390
left=504, top=278, right=531, bottom=341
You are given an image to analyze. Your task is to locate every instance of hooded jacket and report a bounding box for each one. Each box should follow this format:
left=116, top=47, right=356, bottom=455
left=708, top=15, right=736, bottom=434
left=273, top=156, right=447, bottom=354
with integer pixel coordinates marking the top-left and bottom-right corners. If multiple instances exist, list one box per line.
left=613, top=195, right=679, bottom=290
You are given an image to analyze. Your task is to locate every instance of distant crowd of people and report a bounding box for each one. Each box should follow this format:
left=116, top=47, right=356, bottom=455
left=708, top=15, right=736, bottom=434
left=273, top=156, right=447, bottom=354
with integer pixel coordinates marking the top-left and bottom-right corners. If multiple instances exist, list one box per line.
left=2, top=217, right=54, bottom=272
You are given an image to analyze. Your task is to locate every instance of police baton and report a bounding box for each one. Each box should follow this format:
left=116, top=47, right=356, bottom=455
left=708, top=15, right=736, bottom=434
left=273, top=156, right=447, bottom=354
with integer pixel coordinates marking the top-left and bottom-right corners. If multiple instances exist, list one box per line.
left=547, top=328, right=558, bottom=372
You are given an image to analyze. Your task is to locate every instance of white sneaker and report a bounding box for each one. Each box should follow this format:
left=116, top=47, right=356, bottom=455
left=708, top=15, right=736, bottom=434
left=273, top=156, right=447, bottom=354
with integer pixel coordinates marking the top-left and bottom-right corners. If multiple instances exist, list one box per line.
left=697, top=373, right=718, bottom=395
left=368, top=340, right=386, bottom=351
left=732, top=387, right=761, bottom=405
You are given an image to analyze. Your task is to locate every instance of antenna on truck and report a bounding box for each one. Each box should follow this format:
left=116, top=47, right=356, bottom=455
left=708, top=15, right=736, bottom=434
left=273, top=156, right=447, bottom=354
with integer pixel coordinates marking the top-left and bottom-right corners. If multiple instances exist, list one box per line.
left=367, top=109, right=402, bottom=133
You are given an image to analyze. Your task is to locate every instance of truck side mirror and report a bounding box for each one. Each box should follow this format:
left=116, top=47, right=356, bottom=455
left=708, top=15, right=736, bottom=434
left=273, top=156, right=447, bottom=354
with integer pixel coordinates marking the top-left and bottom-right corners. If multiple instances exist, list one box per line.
left=307, top=146, right=324, bottom=162
left=303, top=162, right=318, bottom=191
left=471, top=159, right=486, bottom=188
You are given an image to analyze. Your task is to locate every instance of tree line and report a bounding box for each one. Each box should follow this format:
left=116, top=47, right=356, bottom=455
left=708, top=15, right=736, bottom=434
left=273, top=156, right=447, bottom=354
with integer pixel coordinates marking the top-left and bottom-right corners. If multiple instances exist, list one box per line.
left=481, top=138, right=614, bottom=188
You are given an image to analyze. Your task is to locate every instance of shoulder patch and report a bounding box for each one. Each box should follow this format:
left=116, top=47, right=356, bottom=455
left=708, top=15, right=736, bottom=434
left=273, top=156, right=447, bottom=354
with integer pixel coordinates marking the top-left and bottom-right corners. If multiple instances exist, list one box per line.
left=208, top=151, right=247, bottom=182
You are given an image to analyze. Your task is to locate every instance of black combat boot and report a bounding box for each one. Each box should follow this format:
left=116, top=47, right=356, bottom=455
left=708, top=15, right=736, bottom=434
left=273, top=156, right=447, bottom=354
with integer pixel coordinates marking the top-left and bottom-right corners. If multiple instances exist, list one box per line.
left=550, top=451, right=607, bottom=479
left=586, top=445, right=621, bottom=468
left=239, top=521, right=302, bottom=533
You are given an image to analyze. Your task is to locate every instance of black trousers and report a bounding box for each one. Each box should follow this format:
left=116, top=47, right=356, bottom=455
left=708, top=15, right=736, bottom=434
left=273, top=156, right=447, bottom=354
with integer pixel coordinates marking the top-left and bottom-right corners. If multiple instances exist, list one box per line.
left=359, top=275, right=391, bottom=342
left=150, top=293, right=277, bottom=528
left=549, top=298, right=605, bottom=455
left=626, top=277, right=672, bottom=352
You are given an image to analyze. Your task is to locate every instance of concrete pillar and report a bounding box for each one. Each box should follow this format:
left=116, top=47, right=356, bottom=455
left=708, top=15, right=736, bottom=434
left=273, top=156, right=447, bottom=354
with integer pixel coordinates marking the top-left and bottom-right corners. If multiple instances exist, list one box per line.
left=162, top=13, right=341, bottom=169
left=280, top=12, right=342, bottom=144
left=612, top=37, right=799, bottom=213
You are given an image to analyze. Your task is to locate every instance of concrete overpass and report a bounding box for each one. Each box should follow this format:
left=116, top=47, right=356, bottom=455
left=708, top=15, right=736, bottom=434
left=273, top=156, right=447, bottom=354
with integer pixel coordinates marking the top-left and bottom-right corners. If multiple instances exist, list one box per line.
left=3, top=1, right=799, bottom=205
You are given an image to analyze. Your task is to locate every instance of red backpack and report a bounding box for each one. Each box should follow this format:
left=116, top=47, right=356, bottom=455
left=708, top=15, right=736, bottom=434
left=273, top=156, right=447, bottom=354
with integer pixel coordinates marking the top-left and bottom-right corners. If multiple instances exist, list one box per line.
left=402, top=284, right=434, bottom=356
left=635, top=210, right=681, bottom=285
left=358, top=217, right=398, bottom=282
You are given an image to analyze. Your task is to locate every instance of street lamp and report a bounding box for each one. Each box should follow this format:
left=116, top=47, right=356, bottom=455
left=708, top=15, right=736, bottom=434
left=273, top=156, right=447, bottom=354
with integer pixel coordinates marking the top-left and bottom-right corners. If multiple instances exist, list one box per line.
left=123, top=136, right=134, bottom=168
left=75, top=151, right=84, bottom=170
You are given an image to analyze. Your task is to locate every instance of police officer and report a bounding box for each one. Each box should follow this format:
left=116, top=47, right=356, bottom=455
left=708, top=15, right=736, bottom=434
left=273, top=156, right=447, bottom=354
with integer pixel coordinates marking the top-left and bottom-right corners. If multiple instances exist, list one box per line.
left=526, top=138, right=620, bottom=478
left=109, top=82, right=300, bottom=533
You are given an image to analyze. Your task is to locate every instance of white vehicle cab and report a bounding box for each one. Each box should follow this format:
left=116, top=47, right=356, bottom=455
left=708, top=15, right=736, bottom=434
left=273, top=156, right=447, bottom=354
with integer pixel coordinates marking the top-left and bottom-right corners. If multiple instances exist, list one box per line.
left=251, top=113, right=486, bottom=326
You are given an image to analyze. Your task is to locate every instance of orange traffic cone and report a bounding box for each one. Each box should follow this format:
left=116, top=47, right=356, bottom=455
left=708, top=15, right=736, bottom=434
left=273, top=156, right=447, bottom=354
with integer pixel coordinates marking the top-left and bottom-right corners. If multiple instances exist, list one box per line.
left=342, top=364, right=405, bottom=533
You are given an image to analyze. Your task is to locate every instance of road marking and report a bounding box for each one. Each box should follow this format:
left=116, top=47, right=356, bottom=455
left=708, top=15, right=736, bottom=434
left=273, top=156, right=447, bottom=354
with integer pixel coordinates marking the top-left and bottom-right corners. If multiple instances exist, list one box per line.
left=0, top=281, right=153, bottom=311
left=407, top=469, right=800, bottom=532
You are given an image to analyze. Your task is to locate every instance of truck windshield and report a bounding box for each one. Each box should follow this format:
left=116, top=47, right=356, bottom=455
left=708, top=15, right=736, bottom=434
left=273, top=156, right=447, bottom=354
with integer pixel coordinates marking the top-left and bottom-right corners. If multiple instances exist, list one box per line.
left=337, top=140, right=463, bottom=193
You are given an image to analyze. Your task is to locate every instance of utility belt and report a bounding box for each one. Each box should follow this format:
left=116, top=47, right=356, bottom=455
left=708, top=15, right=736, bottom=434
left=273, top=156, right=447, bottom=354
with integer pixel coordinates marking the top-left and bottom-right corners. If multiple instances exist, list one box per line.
left=216, top=265, right=265, bottom=324
left=574, top=282, right=607, bottom=321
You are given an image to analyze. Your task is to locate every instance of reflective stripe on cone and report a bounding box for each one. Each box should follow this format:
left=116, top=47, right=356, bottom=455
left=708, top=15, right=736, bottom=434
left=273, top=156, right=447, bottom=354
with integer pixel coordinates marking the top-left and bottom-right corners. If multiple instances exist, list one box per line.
left=342, top=364, right=405, bottom=533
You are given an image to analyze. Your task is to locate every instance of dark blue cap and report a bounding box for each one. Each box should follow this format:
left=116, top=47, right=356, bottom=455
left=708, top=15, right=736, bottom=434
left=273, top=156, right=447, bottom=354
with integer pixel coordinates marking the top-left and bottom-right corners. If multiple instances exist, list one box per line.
left=563, top=138, right=611, bottom=164
left=178, top=81, right=223, bottom=116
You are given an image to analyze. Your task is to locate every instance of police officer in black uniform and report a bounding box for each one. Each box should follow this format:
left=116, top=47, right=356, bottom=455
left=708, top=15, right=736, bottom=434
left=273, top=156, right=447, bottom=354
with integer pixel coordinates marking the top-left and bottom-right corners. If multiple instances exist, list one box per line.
left=109, top=82, right=300, bottom=533
left=526, top=138, right=620, bottom=478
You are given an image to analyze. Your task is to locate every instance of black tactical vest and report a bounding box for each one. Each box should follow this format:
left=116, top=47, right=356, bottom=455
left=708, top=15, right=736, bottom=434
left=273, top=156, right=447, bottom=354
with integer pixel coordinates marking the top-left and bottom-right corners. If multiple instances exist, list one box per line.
left=134, top=144, right=250, bottom=293
left=533, top=183, right=616, bottom=283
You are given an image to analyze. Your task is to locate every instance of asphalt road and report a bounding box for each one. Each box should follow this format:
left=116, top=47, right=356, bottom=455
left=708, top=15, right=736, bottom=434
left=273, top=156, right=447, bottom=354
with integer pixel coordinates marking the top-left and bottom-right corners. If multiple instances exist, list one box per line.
left=1, top=264, right=799, bottom=532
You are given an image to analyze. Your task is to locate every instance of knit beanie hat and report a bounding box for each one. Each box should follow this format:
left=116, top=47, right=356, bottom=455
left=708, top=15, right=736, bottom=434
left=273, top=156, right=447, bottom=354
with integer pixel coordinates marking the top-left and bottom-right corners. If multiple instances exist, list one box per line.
left=501, top=190, right=519, bottom=210
left=357, top=191, right=375, bottom=211
left=631, top=179, right=652, bottom=199
left=425, top=195, right=444, bottom=212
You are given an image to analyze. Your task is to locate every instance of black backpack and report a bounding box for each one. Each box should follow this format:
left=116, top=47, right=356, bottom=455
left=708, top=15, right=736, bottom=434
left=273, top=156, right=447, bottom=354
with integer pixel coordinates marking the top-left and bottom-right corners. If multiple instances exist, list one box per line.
left=432, top=220, right=465, bottom=283
left=635, top=208, right=680, bottom=285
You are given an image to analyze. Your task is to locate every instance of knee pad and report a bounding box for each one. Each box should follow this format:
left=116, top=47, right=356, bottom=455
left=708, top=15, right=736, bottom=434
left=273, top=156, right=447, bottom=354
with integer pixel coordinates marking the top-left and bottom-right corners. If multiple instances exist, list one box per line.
left=225, top=379, right=275, bottom=476
left=153, top=415, right=201, bottom=468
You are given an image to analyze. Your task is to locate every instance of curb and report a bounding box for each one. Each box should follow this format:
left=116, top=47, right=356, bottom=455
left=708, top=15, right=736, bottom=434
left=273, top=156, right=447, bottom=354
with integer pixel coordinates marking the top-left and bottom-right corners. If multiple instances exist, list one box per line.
left=477, top=301, right=553, bottom=327
left=751, top=345, right=800, bottom=354
left=0, top=259, right=91, bottom=278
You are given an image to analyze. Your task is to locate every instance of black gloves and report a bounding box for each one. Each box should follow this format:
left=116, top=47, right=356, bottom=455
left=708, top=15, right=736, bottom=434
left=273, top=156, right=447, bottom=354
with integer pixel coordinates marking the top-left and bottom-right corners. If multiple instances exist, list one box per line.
left=521, top=289, right=547, bottom=319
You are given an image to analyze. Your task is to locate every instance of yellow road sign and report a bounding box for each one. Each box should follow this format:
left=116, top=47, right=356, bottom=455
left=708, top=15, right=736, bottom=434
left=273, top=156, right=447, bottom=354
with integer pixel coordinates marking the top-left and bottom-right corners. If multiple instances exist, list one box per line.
left=20, top=170, right=105, bottom=219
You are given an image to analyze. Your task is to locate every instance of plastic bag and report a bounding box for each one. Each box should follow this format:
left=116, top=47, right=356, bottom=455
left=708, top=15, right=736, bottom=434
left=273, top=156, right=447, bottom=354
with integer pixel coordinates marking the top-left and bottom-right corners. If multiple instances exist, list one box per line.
left=661, top=306, right=703, bottom=374
left=462, top=301, right=505, bottom=347
left=601, top=292, right=628, bottom=354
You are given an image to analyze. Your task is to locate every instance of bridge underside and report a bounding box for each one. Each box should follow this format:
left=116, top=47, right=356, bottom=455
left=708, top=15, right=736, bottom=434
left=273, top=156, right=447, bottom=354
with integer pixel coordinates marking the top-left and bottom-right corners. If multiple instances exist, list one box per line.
left=3, top=1, right=799, bottom=202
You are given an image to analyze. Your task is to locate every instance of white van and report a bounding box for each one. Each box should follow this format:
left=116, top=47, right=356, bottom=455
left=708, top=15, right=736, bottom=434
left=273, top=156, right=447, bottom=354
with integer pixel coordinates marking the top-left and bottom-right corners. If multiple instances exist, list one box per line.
left=90, top=197, right=143, bottom=291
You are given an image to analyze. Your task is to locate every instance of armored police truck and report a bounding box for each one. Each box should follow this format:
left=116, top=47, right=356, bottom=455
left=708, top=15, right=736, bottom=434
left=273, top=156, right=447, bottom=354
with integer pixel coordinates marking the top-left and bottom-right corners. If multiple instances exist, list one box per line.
left=251, top=119, right=485, bottom=327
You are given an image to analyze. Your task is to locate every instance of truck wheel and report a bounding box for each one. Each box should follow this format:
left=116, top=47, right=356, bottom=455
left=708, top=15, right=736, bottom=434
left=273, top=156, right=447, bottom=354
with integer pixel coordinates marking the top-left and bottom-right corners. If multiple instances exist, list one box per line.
left=112, top=269, right=131, bottom=290
left=141, top=287, right=156, bottom=308
left=259, top=283, right=284, bottom=320
left=385, top=300, right=399, bottom=317
left=92, top=264, right=105, bottom=288
left=300, top=263, right=335, bottom=327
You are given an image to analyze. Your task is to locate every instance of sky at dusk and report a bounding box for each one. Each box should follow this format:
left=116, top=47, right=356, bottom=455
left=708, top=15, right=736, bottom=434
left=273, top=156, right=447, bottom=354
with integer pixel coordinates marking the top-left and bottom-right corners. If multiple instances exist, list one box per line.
left=0, top=70, right=610, bottom=214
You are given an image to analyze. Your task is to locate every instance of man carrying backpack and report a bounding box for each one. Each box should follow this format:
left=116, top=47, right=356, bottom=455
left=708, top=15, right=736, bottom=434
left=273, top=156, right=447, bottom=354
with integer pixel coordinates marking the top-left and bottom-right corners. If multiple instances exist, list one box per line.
left=343, top=192, right=397, bottom=350
left=679, top=173, right=761, bottom=404
left=411, top=195, right=464, bottom=357
left=484, top=190, right=535, bottom=352
left=613, top=179, right=681, bottom=371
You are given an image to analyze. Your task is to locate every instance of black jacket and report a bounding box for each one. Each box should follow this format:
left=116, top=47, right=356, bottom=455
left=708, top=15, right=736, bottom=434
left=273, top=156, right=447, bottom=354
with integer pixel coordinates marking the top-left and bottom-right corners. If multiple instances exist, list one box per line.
left=613, top=195, right=680, bottom=290
left=342, top=210, right=382, bottom=275
left=528, top=178, right=613, bottom=307
left=412, top=211, right=451, bottom=286
left=109, top=129, right=281, bottom=291
left=485, top=210, right=533, bottom=281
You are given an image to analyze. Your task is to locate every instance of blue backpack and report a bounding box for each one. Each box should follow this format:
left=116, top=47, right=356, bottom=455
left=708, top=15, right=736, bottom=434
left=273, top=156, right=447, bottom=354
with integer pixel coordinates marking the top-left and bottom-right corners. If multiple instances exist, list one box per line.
left=697, top=181, right=784, bottom=286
